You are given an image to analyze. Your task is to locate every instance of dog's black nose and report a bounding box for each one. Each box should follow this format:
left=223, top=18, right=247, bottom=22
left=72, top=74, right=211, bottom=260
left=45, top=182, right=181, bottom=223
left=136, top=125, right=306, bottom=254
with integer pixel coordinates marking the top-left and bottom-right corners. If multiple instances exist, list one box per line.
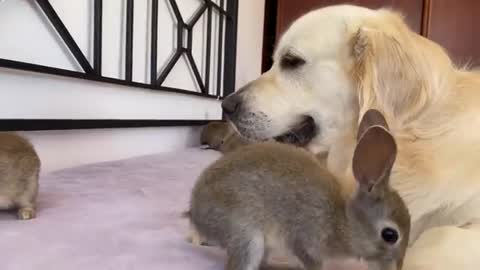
left=221, top=94, right=241, bottom=115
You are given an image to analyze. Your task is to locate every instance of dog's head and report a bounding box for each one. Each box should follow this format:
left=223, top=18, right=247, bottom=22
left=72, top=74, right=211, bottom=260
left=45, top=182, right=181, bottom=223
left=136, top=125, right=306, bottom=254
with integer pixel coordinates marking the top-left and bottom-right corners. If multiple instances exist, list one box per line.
left=222, top=5, right=451, bottom=154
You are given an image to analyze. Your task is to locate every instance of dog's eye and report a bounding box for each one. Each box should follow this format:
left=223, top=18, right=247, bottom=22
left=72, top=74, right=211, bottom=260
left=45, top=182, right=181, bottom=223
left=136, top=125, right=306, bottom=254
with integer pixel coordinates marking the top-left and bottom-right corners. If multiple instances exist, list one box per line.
left=280, top=54, right=306, bottom=69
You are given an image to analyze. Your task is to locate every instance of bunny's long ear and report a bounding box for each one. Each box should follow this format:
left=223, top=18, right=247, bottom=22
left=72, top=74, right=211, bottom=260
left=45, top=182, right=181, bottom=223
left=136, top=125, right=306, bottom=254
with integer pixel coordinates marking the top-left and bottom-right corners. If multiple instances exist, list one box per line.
left=352, top=126, right=397, bottom=193
left=357, top=109, right=389, bottom=141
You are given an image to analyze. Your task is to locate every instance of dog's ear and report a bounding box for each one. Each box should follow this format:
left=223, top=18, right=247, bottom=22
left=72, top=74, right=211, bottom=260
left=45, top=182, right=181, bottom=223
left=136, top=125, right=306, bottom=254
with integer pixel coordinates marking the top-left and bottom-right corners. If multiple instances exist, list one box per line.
left=350, top=11, right=438, bottom=125
left=357, top=109, right=389, bottom=141
left=351, top=27, right=371, bottom=66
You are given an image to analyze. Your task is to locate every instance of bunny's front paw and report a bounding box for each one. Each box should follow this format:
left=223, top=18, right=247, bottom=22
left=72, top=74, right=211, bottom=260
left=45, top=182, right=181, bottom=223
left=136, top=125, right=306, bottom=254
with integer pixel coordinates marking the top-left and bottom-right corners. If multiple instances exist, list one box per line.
left=17, top=207, right=36, bottom=220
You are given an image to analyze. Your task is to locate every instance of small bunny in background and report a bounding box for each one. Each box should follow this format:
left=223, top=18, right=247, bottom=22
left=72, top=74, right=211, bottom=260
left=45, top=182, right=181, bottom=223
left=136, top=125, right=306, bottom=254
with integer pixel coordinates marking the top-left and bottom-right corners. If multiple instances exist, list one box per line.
left=200, top=121, right=249, bottom=153
left=0, top=133, right=40, bottom=220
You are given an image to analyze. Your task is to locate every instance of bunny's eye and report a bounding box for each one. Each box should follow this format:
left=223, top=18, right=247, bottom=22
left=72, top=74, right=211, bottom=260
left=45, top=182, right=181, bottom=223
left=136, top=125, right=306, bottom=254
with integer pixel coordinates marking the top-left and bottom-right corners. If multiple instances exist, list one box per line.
left=381, top=227, right=399, bottom=244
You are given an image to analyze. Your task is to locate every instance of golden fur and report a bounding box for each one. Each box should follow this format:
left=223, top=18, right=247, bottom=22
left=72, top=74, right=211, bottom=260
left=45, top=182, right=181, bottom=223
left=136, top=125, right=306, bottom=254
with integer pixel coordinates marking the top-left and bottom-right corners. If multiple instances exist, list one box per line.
left=224, top=5, right=480, bottom=269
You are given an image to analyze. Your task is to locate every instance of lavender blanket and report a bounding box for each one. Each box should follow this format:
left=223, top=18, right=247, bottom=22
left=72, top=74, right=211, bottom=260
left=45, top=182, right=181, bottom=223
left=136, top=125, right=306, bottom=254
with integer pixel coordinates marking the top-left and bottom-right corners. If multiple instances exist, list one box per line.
left=0, top=148, right=227, bottom=270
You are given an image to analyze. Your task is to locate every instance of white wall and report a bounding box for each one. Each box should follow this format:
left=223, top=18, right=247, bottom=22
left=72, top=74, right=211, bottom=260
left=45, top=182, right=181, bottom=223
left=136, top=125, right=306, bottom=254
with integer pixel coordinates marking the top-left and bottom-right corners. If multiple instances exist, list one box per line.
left=16, top=127, right=203, bottom=174
left=0, top=0, right=265, bottom=173
left=236, top=0, right=266, bottom=88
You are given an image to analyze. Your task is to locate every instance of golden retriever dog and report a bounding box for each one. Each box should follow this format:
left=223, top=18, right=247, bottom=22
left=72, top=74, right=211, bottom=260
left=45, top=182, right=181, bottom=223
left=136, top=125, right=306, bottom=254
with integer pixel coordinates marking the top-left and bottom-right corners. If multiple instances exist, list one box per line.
left=221, top=4, right=480, bottom=270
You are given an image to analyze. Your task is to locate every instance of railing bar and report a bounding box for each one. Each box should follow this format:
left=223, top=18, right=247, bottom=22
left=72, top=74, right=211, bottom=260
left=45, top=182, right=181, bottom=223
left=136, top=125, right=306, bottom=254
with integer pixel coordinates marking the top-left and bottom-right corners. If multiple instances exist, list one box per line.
left=187, top=4, right=207, bottom=27
left=93, top=0, right=103, bottom=75
left=216, top=0, right=225, bottom=96
left=125, top=0, right=134, bottom=81
left=168, top=0, right=185, bottom=50
left=205, top=0, right=227, bottom=15
left=205, top=5, right=212, bottom=94
left=150, top=0, right=159, bottom=84
left=36, top=0, right=93, bottom=74
left=222, top=0, right=238, bottom=98
left=0, top=58, right=222, bottom=99
left=156, top=50, right=183, bottom=85
left=185, top=51, right=206, bottom=93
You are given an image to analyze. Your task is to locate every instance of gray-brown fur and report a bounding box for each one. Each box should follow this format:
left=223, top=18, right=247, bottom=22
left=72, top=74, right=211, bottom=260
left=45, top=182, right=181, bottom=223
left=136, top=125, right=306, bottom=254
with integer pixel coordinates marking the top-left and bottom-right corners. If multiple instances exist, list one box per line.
left=200, top=122, right=248, bottom=153
left=188, top=110, right=410, bottom=270
left=0, top=132, right=40, bottom=220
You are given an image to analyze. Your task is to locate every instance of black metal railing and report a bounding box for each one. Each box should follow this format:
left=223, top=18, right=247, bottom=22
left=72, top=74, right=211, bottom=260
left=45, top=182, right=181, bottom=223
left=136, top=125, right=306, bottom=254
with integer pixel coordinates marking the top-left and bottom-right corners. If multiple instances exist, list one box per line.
left=0, top=0, right=238, bottom=131
left=0, top=0, right=238, bottom=99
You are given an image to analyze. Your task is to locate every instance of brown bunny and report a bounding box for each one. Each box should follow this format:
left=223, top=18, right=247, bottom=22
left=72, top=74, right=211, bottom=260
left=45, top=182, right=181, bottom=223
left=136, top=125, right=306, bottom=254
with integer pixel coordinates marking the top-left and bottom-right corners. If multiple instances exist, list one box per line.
left=187, top=109, right=410, bottom=270
left=200, top=121, right=249, bottom=153
left=0, top=132, right=40, bottom=220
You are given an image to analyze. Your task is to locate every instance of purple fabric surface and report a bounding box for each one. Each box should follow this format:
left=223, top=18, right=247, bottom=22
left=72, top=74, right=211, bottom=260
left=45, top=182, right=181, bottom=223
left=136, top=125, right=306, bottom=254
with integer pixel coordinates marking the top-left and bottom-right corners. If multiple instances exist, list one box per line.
left=0, top=148, right=226, bottom=270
